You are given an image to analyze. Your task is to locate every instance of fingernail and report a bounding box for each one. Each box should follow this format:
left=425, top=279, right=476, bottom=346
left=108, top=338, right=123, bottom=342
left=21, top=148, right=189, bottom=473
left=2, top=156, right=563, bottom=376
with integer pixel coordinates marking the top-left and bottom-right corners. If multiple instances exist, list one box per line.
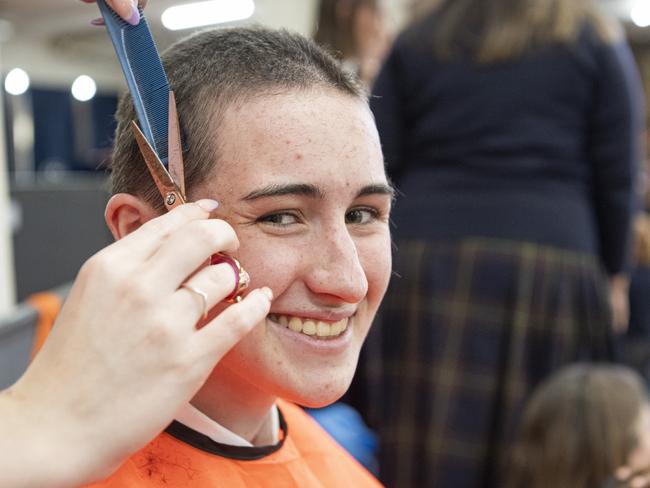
left=90, top=17, right=105, bottom=26
left=196, top=199, right=219, bottom=212
left=127, top=1, right=140, bottom=25
left=260, top=287, right=273, bottom=301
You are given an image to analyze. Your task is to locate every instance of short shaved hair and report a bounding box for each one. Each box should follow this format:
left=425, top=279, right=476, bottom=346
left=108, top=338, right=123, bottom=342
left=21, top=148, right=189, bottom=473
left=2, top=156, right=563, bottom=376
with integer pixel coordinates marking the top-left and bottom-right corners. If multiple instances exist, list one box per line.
left=110, top=26, right=364, bottom=211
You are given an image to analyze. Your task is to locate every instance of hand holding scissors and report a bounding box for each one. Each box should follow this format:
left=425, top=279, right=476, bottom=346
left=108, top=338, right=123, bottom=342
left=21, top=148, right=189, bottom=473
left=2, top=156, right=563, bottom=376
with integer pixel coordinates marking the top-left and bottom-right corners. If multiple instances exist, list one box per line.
left=131, top=91, right=251, bottom=303
left=0, top=201, right=272, bottom=488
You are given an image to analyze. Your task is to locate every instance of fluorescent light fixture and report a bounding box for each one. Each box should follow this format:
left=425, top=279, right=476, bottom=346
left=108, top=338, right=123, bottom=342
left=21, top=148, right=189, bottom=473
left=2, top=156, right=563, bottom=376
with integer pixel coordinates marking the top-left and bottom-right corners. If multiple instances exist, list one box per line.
left=71, top=75, right=97, bottom=102
left=161, top=0, right=254, bottom=31
left=631, top=0, right=650, bottom=27
left=4, top=68, right=29, bottom=95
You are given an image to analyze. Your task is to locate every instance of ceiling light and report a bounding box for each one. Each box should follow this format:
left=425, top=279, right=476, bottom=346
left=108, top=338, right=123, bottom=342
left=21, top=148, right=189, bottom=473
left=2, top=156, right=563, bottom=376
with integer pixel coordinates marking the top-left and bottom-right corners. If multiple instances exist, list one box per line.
left=4, top=68, right=29, bottom=95
left=631, top=0, right=650, bottom=28
left=71, top=75, right=97, bottom=102
left=161, top=0, right=254, bottom=31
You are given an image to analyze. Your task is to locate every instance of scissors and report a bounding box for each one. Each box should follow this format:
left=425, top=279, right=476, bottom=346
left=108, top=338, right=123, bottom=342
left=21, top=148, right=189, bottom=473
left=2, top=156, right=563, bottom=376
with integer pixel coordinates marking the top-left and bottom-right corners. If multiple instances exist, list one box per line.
left=131, top=91, right=250, bottom=303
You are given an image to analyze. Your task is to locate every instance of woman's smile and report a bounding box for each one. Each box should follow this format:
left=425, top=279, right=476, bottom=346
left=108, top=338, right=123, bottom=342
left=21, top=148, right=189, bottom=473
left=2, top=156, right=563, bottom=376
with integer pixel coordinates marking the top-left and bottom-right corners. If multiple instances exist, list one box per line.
left=266, top=312, right=355, bottom=355
left=268, top=313, right=350, bottom=338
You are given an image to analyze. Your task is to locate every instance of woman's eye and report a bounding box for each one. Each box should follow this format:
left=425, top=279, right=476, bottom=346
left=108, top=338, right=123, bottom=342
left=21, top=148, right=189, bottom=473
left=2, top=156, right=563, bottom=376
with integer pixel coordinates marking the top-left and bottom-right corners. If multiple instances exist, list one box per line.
left=345, top=208, right=378, bottom=225
left=258, top=212, right=299, bottom=226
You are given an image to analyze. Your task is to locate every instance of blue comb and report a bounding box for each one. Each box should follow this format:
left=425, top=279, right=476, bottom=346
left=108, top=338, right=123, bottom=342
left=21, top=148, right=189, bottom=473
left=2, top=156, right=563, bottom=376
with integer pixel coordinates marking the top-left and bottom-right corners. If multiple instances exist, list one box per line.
left=97, top=0, right=170, bottom=165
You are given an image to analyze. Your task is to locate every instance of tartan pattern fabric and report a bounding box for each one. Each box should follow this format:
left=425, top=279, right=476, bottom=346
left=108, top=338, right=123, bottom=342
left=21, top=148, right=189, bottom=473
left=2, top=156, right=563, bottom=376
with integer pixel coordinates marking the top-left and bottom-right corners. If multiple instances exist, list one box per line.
left=361, top=238, right=614, bottom=488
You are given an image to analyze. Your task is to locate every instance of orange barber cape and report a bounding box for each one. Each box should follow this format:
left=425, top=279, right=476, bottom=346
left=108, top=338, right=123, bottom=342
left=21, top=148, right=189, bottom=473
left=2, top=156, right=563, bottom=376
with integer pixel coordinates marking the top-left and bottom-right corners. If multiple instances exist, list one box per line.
left=85, top=399, right=382, bottom=488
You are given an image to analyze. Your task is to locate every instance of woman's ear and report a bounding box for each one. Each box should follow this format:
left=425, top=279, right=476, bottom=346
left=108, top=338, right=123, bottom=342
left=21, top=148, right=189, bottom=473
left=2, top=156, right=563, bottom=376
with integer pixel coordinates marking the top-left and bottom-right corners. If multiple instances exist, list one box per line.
left=105, top=193, right=159, bottom=240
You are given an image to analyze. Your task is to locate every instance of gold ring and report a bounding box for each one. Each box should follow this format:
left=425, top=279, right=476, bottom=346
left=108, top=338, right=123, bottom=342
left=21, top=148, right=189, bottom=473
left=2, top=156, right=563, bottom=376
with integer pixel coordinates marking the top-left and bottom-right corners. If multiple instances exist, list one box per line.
left=181, top=284, right=208, bottom=319
left=210, top=253, right=250, bottom=303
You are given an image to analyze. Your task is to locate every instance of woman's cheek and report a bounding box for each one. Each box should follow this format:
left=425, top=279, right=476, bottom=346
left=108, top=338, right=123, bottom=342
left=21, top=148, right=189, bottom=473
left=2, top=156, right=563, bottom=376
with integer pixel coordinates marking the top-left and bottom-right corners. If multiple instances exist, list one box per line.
left=239, top=239, right=302, bottom=293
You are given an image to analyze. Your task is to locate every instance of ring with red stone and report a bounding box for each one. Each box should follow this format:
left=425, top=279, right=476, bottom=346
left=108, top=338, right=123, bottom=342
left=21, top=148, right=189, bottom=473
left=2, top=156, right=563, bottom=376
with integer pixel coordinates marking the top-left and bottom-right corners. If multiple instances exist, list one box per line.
left=210, top=253, right=250, bottom=303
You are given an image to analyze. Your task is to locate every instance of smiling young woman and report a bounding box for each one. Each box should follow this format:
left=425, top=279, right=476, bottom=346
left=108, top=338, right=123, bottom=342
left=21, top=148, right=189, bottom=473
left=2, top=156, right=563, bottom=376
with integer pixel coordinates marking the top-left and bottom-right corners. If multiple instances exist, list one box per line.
left=185, top=89, right=393, bottom=412
left=87, top=27, right=392, bottom=487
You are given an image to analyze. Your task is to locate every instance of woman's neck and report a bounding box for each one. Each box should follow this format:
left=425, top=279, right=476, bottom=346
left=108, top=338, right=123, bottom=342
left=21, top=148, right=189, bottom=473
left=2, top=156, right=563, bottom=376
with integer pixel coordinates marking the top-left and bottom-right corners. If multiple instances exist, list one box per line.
left=190, top=363, right=277, bottom=446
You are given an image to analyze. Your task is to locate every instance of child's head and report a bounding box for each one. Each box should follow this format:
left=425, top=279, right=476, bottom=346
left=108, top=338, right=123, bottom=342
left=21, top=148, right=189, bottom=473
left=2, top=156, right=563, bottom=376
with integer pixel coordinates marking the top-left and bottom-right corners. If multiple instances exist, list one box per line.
left=105, top=27, right=393, bottom=408
left=508, top=364, right=650, bottom=488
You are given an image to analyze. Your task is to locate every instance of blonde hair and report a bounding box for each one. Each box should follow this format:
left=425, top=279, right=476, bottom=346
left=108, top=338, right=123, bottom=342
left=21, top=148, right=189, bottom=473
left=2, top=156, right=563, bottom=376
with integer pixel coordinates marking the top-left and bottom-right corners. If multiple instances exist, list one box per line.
left=314, top=0, right=379, bottom=60
left=411, top=0, right=621, bottom=64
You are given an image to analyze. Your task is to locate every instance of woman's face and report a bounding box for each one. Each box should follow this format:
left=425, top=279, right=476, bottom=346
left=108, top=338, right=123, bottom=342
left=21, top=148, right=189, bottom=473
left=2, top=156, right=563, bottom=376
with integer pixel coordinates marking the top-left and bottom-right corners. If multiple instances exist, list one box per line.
left=194, top=88, right=392, bottom=407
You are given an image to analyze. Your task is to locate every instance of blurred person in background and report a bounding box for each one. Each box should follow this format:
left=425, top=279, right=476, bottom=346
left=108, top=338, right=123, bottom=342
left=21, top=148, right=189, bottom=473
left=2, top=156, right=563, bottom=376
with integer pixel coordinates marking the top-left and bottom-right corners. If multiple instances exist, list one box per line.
left=626, top=128, right=650, bottom=381
left=365, top=0, right=645, bottom=486
left=507, top=363, right=650, bottom=488
left=314, top=0, right=391, bottom=87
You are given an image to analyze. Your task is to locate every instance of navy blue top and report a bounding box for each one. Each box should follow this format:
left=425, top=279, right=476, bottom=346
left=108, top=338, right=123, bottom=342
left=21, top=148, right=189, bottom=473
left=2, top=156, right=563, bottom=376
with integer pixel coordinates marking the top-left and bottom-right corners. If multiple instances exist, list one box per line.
left=372, top=21, right=645, bottom=274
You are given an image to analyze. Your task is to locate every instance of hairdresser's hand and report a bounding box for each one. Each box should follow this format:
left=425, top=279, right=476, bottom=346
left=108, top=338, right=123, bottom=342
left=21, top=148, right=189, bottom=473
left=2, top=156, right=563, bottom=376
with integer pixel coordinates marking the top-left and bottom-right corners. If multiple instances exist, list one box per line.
left=0, top=201, right=272, bottom=488
left=80, top=0, right=148, bottom=26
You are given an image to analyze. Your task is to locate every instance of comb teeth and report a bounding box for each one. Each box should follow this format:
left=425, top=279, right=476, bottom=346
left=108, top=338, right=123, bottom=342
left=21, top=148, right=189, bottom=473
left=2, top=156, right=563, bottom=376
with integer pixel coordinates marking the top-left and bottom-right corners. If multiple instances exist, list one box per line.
left=98, top=1, right=170, bottom=164
left=103, top=3, right=127, bottom=24
left=124, top=20, right=169, bottom=162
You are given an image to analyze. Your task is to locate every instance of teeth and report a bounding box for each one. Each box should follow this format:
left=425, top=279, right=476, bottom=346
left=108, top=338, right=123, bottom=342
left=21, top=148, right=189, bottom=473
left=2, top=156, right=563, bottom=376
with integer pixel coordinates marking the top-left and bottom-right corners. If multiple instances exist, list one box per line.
left=330, top=321, right=342, bottom=335
left=317, top=322, right=330, bottom=337
left=288, top=317, right=302, bottom=332
left=302, top=320, right=317, bottom=335
left=270, top=314, right=349, bottom=338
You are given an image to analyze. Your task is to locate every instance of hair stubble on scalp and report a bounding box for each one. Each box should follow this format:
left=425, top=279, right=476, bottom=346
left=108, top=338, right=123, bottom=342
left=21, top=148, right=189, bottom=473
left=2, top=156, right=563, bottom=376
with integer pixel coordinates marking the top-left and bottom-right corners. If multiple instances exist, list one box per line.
left=110, top=26, right=366, bottom=212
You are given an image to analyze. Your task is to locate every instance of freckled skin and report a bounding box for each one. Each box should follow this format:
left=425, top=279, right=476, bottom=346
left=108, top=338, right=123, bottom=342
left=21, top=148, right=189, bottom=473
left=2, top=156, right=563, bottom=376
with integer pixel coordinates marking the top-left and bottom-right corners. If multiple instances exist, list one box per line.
left=189, top=88, right=392, bottom=428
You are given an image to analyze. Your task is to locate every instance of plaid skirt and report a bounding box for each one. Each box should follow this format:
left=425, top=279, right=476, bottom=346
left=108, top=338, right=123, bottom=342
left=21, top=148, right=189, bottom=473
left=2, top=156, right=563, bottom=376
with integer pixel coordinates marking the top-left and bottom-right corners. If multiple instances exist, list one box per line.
left=356, top=237, right=614, bottom=488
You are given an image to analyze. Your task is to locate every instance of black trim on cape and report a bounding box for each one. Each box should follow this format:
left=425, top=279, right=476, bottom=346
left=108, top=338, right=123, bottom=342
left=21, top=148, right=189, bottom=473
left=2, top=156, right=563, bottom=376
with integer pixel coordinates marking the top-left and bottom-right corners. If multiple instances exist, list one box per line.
left=164, top=407, right=288, bottom=461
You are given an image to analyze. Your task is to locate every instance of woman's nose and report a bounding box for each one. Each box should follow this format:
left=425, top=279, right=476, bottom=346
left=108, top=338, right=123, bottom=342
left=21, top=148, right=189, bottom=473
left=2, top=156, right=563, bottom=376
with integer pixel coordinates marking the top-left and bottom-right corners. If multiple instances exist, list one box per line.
left=305, top=226, right=368, bottom=304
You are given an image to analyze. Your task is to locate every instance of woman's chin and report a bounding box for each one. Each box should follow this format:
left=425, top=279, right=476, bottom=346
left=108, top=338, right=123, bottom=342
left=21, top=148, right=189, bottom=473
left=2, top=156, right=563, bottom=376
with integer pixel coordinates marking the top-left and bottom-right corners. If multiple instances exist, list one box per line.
left=295, top=395, right=341, bottom=409
left=281, top=378, right=351, bottom=409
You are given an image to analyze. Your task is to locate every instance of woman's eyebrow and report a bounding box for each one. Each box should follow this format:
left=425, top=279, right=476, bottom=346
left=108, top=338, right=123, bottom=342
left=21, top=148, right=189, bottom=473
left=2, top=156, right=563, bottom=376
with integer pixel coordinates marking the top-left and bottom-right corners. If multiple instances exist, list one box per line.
left=357, top=183, right=396, bottom=200
left=242, top=183, right=324, bottom=201
left=242, top=182, right=396, bottom=201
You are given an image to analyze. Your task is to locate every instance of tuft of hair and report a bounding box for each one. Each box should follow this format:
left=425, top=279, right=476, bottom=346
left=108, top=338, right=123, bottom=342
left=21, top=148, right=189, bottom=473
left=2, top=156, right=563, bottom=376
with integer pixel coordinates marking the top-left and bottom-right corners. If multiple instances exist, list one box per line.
left=409, top=0, right=622, bottom=64
left=111, top=26, right=364, bottom=211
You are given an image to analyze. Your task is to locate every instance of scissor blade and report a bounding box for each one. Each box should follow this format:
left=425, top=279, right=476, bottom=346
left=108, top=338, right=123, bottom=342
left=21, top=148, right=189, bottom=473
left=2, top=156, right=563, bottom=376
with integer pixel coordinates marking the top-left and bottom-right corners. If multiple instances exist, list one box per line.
left=131, top=120, right=183, bottom=204
left=167, top=91, right=186, bottom=198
